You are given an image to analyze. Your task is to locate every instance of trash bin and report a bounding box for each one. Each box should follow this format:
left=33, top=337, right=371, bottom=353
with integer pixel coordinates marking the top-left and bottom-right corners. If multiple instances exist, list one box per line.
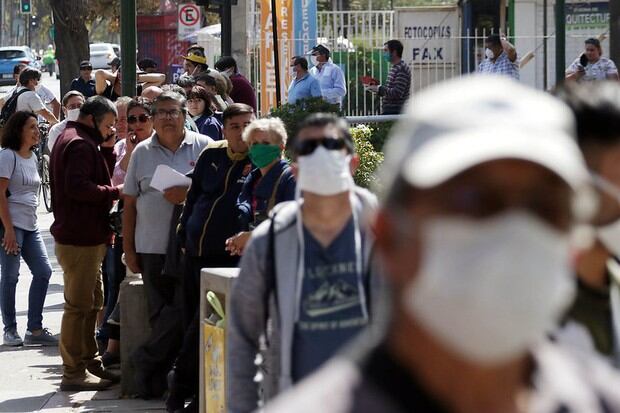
left=200, top=268, right=239, bottom=412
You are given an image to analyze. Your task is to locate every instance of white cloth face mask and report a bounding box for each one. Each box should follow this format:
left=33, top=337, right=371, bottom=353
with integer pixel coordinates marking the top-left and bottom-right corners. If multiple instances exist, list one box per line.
left=310, top=55, right=319, bottom=66
left=297, top=146, right=353, bottom=196
left=485, top=48, right=495, bottom=60
left=404, top=211, right=575, bottom=365
left=66, top=108, right=80, bottom=122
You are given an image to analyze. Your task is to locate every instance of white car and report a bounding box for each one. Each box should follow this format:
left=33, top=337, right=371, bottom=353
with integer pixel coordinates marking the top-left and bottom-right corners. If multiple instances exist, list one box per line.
left=90, top=43, right=121, bottom=69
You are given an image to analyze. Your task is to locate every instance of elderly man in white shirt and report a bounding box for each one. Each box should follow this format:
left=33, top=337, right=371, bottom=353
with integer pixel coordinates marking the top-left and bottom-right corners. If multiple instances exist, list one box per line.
left=308, top=44, right=347, bottom=106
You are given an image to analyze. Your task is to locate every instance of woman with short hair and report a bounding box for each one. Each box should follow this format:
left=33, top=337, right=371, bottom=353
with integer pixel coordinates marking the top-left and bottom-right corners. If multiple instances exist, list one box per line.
left=225, top=117, right=296, bottom=255
left=0, top=111, right=56, bottom=347
left=187, top=86, right=223, bottom=140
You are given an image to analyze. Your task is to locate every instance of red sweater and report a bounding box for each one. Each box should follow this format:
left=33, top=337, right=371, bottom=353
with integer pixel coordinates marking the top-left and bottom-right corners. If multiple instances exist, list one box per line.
left=50, top=121, right=120, bottom=246
left=230, top=74, right=257, bottom=113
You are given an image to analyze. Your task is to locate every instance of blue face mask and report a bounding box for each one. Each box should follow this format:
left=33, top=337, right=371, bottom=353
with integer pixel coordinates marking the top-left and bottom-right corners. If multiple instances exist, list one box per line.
left=383, top=51, right=392, bottom=62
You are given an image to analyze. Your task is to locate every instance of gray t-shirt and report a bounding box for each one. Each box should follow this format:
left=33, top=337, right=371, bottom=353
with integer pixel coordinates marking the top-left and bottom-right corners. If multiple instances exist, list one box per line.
left=292, top=218, right=368, bottom=381
left=124, top=130, right=211, bottom=254
left=0, top=149, right=40, bottom=231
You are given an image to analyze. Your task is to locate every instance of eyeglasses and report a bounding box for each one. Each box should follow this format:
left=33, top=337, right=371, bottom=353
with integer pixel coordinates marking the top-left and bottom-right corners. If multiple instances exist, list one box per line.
left=294, top=137, right=350, bottom=156
left=128, top=114, right=151, bottom=124
left=154, top=109, right=183, bottom=119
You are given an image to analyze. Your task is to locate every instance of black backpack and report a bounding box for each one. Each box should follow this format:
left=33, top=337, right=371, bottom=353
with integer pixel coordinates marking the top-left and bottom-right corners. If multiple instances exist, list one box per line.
left=0, top=88, right=30, bottom=127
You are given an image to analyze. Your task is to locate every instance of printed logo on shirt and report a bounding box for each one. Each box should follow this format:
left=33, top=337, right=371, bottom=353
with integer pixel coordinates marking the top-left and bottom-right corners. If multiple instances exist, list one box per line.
left=303, top=279, right=361, bottom=318
left=190, top=160, right=196, bottom=167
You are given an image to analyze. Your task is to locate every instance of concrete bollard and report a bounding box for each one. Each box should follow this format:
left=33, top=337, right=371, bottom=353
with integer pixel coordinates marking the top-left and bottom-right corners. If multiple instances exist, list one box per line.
left=120, top=255, right=151, bottom=396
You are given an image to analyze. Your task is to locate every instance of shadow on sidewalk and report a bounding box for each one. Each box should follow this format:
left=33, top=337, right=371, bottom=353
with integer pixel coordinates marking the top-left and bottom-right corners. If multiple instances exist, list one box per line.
left=16, top=302, right=64, bottom=317
left=0, top=392, right=54, bottom=412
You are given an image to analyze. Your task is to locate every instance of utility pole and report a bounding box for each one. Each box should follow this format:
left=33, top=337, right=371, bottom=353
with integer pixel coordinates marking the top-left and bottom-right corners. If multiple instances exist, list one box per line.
left=611, top=0, right=620, bottom=67
left=0, top=0, right=4, bottom=47
left=120, top=0, right=137, bottom=97
left=555, top=0, right=565, bottom=85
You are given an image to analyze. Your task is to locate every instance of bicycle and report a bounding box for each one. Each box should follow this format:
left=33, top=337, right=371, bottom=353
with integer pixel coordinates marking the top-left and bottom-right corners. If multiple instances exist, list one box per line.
left=35, top=122, right=52, bottom=213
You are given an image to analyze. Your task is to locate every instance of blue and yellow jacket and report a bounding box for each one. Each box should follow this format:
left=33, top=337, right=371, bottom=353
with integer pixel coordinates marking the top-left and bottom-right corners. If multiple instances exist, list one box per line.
left=178, top=140, right=252, bottom=257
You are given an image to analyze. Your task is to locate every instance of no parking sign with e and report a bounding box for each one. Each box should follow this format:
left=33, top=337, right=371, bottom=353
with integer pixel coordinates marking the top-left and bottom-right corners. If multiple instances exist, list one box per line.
left=178, top=3, right=202, bottom=41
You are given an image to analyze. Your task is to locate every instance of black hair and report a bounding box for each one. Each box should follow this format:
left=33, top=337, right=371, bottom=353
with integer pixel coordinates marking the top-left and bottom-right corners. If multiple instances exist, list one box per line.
left=384, top=40, right=404, bottom=58
left=292, top=56, right=309, bottom=71
left=13, top=63, right=26, bottom=75
left=222, top=103, right=254, bottom=125
left=485, top=34, right=502, bottom=48
left=79, top=95, right=118, bottom=124
left=18, top=67, right=41, bottom=85
left=194, top=71, right=217, bottom=87
left=138, top=57, right=158, bottom=71
left=585, top=38, right=602, bottom=51
left=555, top=82, right=620, bottom=152
left=215, top=56, right=237, bottom=72
left=177, top=75, right=196, bottom=89
left=127, top=97, right=152, bottom=116
left=62, top=90, right=85, bottom=107
left=294, top=113, right=354, bottom=154
left=1, top=111, right=38, bottom=150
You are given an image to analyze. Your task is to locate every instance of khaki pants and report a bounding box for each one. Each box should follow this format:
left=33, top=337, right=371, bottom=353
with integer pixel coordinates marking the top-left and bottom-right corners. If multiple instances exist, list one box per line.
left=56, top=243, right=106, bottom=378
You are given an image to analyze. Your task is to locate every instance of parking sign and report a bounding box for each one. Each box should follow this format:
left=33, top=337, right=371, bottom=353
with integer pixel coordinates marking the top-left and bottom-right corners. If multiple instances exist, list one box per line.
left=178, top=3, right=202, bottom=40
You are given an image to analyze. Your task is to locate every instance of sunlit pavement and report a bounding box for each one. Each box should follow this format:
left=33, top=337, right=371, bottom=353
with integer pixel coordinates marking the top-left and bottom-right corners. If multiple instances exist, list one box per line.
left=0, top=74, right=166, bottom=412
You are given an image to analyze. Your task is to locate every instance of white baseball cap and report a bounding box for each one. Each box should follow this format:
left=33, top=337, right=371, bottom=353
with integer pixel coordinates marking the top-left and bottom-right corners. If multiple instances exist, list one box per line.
left=381, top=75, right=591, bottom=193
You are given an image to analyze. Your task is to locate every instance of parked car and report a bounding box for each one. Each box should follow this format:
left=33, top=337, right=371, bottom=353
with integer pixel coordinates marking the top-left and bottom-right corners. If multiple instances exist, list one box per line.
left=90, top=43, right=121, bottom=69
left=0, top=46, right=41, bottom=86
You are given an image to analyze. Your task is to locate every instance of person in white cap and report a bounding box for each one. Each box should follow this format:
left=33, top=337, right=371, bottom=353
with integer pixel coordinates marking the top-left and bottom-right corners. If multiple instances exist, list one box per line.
left=260, top=75, right=620, bottom=413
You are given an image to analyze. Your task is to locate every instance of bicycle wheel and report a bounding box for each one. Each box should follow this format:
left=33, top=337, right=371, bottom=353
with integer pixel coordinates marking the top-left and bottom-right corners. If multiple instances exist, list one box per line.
left=41, top=155, right=52, bottom=212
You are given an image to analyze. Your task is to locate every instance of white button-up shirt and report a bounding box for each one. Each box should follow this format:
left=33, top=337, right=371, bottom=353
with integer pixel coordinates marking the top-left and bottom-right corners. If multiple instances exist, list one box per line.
left=309, top=59, right=347, bottom=105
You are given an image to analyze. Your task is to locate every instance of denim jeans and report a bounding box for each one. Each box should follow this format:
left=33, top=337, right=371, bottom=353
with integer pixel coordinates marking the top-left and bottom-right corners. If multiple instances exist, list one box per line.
left=0, top=226, right=53, bottom=333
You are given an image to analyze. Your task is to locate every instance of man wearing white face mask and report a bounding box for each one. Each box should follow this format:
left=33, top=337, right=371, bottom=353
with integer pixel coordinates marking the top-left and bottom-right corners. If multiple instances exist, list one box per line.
left=261, top=76, right=620, bottom=413
left=478, top=34, right=519, bottom=80
left=308, top=44, right=347, bottom=106
left=48, top=91, right=85, bottom=153
left=554, top=82, right=620, bottom=365
left=227, top=113, right=383, bottom=412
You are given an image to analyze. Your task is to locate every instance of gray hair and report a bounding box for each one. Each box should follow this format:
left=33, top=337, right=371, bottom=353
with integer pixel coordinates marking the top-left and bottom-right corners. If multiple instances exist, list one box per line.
left=242, top=117, right=288, bottom=146
left=152, top=90, right=187, bottom=115
left=79, top=95, right=118, bottom=123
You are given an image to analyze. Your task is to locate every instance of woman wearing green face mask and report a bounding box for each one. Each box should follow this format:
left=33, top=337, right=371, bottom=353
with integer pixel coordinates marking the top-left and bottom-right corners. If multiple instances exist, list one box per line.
left=225, top=117, right=297, bottom=256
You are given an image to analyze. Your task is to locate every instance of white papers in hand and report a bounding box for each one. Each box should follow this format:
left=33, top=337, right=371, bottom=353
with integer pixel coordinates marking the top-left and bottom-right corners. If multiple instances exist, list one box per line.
left=150, top=164, right=191, bottom=192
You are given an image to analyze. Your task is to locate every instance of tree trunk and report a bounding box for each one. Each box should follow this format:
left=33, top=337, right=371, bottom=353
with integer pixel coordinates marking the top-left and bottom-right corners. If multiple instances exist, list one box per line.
left=49, top=0, right=90, bottom=97
left=611, top=0, right=620, bottom=67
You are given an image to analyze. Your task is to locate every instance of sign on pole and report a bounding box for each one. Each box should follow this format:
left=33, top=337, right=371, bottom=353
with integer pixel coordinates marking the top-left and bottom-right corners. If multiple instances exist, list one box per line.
left=260, top=0, right=293, bottom=113
left=294, top=0, right=317, bottom=56
left=178, top=3, right=202, bottom=41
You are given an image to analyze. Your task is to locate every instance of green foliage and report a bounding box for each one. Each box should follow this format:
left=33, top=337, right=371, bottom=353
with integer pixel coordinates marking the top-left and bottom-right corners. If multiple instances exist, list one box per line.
left=351, top=124, right=384, bottom=189
left=269, top=97, right=342, bottom=144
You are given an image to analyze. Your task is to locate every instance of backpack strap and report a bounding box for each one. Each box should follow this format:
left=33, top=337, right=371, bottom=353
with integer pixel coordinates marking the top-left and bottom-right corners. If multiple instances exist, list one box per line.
left=266, top=168, right=287, bottom=213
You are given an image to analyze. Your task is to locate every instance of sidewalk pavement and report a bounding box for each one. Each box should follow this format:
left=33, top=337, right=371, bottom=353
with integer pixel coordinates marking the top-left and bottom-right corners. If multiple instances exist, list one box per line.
left=0, top=208, right=166, bottom=412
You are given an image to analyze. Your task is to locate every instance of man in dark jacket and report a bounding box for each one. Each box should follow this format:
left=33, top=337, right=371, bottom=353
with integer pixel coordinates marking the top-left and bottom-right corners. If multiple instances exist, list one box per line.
left=50, top=95, right=122, bottom=391
left=167, top=103, right=255, bottom=411
left=215, top=56, right=258, bottom=113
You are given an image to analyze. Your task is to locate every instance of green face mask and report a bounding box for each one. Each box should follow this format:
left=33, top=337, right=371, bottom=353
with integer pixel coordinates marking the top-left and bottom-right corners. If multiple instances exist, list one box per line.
left=249, top=144, right=281, bottom=168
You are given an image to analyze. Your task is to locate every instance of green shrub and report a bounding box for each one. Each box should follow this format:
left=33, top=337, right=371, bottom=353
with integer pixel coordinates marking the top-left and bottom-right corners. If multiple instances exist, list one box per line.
left=351, top=124, right=384, bottom=189
left=269, top=97, right=341, bottom=143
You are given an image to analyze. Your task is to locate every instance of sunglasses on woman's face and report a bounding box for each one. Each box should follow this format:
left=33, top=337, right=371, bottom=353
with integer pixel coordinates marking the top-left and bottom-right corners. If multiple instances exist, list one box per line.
left=294, top=137, right=349, bottom=156
left=127, top=114, right=151, bottom=124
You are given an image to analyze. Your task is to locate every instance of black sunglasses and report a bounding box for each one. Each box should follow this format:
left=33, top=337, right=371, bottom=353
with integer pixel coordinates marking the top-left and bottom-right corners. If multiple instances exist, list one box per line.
left=294, top=137, right=350, bottom=156
left=127, top=114, right=151, bottom=124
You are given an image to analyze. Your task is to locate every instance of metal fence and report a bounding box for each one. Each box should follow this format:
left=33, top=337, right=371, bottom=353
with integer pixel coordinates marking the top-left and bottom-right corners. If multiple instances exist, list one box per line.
left=248, top=9, right=610, bottom=117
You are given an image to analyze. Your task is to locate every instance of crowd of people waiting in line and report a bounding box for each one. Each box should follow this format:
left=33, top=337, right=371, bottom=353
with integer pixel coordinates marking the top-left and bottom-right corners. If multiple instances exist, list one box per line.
left=3, top=36, right=620, bottom=413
